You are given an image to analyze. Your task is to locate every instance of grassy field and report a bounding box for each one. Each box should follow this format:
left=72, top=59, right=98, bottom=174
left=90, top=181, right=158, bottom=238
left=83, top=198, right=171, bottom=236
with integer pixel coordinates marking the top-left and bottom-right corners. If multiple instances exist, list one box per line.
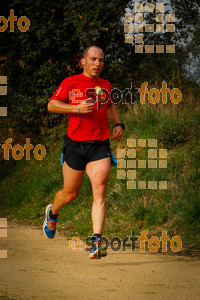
left=0, top=90, right=200, bottom=254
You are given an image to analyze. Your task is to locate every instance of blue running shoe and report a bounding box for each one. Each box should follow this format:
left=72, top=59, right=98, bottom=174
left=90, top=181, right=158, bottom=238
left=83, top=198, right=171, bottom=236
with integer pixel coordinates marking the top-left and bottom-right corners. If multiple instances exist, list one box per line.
left=89, top=236, right=107, bottom=259
left=43, top=204, right=57, bottom=239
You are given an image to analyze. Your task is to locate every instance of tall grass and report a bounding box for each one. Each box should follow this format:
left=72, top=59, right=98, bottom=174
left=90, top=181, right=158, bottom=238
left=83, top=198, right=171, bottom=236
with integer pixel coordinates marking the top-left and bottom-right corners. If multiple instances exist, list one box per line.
left=0, top=86, right=200, bottom=252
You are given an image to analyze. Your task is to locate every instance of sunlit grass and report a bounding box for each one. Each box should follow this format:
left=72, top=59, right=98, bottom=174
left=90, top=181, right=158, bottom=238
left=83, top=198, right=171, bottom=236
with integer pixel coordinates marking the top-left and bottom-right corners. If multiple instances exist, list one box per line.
left=0, top=90, right=200, bottom=251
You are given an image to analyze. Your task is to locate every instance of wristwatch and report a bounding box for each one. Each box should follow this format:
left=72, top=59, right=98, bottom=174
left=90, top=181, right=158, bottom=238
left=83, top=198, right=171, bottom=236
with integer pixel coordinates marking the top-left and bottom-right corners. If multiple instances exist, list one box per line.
left=115, top=123, right=125, bottom=130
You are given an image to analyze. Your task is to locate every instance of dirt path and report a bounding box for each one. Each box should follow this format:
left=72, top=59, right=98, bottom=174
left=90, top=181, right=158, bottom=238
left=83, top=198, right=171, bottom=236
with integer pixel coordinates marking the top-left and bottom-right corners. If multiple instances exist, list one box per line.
left=0, top=220, right=200, bottom=300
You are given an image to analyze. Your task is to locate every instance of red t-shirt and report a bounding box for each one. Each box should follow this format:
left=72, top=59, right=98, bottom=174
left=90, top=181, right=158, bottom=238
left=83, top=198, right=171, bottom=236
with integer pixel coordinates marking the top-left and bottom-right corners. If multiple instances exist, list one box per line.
left=50, top=73, right=114, bottom=141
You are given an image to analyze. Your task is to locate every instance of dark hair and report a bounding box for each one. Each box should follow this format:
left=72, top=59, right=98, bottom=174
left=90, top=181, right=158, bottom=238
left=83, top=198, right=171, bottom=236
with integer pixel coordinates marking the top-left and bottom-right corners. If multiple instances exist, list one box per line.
left=82, top=46, right=104, bottom=58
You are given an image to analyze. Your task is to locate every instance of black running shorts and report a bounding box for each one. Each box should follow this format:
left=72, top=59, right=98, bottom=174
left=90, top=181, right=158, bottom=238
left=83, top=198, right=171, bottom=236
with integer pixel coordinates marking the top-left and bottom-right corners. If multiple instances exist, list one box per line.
left=62, top=134, right=111, bottom=170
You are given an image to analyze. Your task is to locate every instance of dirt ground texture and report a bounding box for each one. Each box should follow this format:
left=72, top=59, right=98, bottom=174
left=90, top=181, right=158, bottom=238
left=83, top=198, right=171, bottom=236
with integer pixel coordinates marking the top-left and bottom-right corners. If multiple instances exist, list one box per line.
left=0, top=220, right=200, bottom=300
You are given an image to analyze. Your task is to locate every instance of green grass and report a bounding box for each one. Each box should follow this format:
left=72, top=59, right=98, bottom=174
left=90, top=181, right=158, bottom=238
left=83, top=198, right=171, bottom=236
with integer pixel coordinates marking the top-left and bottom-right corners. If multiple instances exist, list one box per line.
left=0, top=94, right=200, bottom=252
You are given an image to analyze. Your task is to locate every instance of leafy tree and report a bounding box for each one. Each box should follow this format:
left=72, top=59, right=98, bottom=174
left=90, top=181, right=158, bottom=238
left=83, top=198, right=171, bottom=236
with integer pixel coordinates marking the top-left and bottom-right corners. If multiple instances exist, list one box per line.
left=0, top=0, right=199, bottom=141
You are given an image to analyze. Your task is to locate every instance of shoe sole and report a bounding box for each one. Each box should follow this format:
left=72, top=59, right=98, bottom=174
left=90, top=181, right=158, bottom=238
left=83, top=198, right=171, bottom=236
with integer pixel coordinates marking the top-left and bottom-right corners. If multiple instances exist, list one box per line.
left=43, top=204, right=53, bottom=238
